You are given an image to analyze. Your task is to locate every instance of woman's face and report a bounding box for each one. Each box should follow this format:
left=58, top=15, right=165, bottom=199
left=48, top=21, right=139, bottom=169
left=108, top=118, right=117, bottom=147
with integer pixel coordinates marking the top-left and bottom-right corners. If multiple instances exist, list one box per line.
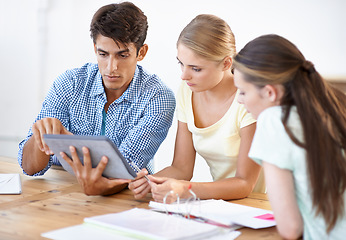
left=234, top=69, right=280, bottom=119
left=177, top=44, right=225, bottom=92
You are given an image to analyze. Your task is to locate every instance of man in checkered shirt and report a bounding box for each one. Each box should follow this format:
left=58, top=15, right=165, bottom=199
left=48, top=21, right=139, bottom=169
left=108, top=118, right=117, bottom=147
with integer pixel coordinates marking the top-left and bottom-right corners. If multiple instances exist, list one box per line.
left=18, top=2, right=175, bottom=195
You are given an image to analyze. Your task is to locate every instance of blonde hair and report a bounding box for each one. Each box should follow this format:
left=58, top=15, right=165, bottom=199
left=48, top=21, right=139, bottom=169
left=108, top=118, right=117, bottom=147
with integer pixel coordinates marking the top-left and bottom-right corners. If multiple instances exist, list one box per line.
left=177, top=14, right=236, bottom=62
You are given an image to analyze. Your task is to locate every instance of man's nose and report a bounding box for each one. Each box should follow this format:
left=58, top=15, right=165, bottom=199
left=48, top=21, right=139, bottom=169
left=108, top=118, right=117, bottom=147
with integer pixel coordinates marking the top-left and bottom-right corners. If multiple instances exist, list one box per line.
left=107, top=57, right=118, bottom=72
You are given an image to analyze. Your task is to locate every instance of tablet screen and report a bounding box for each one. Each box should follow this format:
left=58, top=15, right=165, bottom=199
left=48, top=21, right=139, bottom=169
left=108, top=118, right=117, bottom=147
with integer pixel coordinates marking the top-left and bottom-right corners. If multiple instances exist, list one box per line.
left=43, top=134, right=137, bottom=179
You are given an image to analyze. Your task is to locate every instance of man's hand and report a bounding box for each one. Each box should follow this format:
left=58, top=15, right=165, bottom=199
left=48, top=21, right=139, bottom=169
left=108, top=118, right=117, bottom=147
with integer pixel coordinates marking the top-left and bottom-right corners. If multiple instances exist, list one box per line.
left=60, top=146, right=130, bottom=195
left=32, top=117, right=72, bottom=155
left=22, top=117, right=72, bottom=175
left=128, top=169, right=151, bottom=199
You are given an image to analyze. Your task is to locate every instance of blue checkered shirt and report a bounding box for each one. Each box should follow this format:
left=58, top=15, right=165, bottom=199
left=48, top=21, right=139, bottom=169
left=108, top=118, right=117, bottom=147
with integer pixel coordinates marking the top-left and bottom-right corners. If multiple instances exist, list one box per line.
left=18, top=63, right=176, bottom=176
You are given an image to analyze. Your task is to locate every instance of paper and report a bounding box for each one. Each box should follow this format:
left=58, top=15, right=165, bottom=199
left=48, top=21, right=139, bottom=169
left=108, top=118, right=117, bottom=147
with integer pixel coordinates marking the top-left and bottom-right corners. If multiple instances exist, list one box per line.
left=149, top=199, right=276, bottom=229
left=84, top=208, right=223, bottom=240
left=0, top=173, right=22, bottom=194
left=42, top=224, right=241, bottom=240
left=42, top=208, right=237, bottom=240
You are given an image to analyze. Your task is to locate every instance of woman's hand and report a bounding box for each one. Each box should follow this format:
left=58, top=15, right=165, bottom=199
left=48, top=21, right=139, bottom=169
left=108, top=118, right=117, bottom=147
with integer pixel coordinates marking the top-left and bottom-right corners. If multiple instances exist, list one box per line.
left=149, top=175, right=191, bottom=203
left=128, top=169, right=151, bottom=199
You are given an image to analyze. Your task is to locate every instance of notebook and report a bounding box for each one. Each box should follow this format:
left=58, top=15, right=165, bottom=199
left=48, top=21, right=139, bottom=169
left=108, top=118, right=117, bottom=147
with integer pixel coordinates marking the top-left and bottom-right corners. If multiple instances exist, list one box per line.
left=0, top=173, right=22, bottom=194
left=42, top=208, right=237, bottom=240
left=149, top=199, right=276, bottom=229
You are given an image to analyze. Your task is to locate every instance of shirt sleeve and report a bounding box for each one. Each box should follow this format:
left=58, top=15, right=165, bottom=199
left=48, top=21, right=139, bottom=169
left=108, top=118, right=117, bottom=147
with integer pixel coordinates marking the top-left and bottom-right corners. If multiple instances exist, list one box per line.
left=118, top=88, right=176, bottom=173
left=176, top=82, right=190, bottom=123
left=249, top=107, right=295, bottom=170
left=18, top=70, right=74, bottom=176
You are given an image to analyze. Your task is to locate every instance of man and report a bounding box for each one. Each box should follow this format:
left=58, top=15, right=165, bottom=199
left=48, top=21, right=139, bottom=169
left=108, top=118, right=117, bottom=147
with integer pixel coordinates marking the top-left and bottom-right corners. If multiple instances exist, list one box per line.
left=18, top=2, right=175, bottom=195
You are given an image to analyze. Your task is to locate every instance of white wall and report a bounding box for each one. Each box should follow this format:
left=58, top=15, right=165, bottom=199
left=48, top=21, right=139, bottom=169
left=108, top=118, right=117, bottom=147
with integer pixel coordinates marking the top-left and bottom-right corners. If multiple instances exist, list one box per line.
left=1, top=0, right=345, bottom=181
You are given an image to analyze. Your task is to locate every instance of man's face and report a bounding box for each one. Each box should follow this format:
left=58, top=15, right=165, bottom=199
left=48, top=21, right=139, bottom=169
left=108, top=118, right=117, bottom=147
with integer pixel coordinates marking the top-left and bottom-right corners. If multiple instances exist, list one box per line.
left=94, top=35, right=146, bottom=99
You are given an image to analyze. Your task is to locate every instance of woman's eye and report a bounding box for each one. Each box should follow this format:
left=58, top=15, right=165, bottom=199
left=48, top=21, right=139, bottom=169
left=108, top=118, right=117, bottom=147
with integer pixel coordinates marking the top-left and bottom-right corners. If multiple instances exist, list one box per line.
left=192, top=67, right=201, bottom=72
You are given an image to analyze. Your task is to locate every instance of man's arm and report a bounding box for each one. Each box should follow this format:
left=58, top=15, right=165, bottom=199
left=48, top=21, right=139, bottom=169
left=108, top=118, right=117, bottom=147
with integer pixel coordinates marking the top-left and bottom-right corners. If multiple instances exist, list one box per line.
left=22, top=137, right=51, bottom=175
left=21, top=117, right=72, bottom=175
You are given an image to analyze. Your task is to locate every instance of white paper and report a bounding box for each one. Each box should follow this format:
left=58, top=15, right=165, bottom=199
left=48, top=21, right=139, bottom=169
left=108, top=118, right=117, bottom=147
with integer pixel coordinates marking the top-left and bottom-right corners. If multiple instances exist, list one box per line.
left=149, top=199, right=276, bottom=229
left=0, top=173, right=22, bottom=194
left=84, top=208, right=223, bottom=240
left=42, top=208, right=236, bottom=240
left=42, top=224, right=241, bottom=240
left=42, top=224, right=136, bottom=240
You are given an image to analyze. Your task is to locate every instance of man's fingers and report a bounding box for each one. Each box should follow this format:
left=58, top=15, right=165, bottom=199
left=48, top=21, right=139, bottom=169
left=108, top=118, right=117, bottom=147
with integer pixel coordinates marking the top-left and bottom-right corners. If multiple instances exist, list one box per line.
left=69, top=146, right=83, bottom=169
left=94, top=156, right=108, bottom=177
left=31, top=124, right=45, bottom=152
left=82, top=147, right=92, bottom=169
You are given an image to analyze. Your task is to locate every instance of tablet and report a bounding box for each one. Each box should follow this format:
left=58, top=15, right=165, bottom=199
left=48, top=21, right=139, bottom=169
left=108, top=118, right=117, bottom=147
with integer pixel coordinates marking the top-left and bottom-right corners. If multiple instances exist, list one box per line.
left=43, top=134, right=137, bottom=179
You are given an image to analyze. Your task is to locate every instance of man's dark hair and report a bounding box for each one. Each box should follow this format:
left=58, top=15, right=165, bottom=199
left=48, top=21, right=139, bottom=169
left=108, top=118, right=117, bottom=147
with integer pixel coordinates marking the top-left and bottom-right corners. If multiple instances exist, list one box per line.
left=90, top=2, right=148, bottom=52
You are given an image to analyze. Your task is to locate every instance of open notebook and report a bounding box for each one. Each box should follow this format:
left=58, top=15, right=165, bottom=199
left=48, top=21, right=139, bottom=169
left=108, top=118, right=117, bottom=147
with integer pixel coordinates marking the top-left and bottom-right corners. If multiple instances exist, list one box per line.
left=0, top=173, right=22, bottom=194
left=149, top=199, right=276, bottom=229
left=42, top=208, right=240, bottom=240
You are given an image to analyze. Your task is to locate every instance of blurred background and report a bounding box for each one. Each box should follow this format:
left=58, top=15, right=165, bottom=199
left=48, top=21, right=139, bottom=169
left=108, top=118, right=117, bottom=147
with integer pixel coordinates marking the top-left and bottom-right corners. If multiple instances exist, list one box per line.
left=1, top=0, right=345, bottom=181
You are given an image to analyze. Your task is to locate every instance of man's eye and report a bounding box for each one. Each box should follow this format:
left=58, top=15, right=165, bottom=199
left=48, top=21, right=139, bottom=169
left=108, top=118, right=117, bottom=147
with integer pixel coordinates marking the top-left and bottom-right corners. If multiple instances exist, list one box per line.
left=120, top=54, right=129, bottom=58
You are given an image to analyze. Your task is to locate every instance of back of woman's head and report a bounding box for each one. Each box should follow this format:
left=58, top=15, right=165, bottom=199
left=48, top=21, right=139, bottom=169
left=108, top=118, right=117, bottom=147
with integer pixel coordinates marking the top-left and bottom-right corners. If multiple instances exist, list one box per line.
left=234, top=34, right=346, bottom=232
left=177, top=14, right=236, bottom=62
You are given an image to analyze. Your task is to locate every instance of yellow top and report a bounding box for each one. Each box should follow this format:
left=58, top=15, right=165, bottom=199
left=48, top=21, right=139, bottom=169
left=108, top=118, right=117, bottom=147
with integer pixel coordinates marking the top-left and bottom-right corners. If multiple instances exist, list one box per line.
left=177, top=82, right=265, bottom=193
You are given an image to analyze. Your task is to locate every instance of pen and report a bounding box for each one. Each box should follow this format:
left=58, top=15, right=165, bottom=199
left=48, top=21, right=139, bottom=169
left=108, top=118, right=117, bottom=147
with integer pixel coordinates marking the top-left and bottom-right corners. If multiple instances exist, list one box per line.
left=129, top=161, right=150, bottom=183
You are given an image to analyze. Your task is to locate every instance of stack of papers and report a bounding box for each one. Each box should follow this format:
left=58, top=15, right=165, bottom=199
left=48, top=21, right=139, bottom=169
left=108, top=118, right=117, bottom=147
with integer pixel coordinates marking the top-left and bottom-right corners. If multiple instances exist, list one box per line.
left=149, top=199, right=276, bottom=229
left=42, top=208, right=240, bottom=240
left=0, top=173, right=22, bottom=194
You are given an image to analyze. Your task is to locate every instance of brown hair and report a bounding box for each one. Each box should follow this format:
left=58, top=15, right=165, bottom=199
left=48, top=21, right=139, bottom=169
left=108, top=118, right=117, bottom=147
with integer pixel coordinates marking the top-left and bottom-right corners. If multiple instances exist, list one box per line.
left=90, top=2, right=148, bottom=52
left=177, top=14, right=236, bottom=62
left=233, top=34, right=346, bottom=232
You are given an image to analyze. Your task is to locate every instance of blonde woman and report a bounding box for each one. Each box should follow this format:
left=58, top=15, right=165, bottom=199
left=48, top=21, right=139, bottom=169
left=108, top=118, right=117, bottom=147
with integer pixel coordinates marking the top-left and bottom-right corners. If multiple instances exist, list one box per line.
left=129, top=14, right=265, bottom=202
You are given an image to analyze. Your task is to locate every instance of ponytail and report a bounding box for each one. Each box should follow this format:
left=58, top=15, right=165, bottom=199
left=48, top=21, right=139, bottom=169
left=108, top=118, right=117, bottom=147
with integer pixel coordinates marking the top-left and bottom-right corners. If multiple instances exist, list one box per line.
left=234, top=34, right=346, bottom=232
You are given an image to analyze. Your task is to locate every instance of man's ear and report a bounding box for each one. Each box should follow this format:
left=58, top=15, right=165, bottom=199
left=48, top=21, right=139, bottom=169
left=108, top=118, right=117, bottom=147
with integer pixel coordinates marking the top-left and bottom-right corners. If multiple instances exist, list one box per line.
left=222, top=56, right=233, bottom=71
left=137, top=44, right=148, bottom=61
left=93, top=43, right=97, bottom=54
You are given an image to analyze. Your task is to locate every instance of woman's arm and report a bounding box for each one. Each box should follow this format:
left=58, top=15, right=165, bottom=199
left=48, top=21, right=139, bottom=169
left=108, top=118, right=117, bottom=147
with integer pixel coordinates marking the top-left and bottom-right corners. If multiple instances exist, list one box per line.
left=129, top=121, right=196, bottom=198
left=155, top=121, right=196, bottom=179
left=151, top=123, right=262, bottom=201
left=263, top=161, right=303, bottom=239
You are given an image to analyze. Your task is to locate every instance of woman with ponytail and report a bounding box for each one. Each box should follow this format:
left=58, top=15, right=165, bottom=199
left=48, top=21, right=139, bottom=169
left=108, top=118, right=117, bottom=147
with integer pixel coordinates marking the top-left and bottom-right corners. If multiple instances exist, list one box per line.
left=233, top=34, right=346, bottom=239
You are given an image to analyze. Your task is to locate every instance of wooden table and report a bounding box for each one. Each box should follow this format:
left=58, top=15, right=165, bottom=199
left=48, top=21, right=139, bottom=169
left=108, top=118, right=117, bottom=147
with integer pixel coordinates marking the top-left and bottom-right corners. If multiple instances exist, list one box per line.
left=0, top=156, right=280, bottom=240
